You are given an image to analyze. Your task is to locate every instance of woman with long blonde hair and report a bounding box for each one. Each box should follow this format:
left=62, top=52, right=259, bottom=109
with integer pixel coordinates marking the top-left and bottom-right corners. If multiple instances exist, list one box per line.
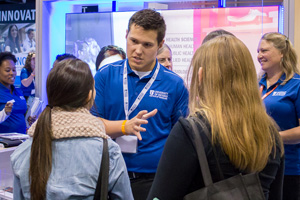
left=147, top=35, right=284, bottom=200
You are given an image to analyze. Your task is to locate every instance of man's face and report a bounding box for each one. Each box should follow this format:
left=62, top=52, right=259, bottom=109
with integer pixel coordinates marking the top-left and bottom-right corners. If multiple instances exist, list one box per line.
left=126, top=24, right=163, bottom=72
left=28, top=31, right=34, bottom=40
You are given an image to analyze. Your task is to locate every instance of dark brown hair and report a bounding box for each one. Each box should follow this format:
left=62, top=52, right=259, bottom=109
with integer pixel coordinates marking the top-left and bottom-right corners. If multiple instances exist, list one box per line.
left=7, top=24, right=21, bottom=53
left=202, top=29, right=235, bottom=44
left=128, top=9, right=166, bottom=45
left=23, top=52, right=35, bottom=73
left=95, top=45, right=126, bottom=71
left=29, top=58, right=94, bottom=200
left=0, top=51, right=17, bottom=65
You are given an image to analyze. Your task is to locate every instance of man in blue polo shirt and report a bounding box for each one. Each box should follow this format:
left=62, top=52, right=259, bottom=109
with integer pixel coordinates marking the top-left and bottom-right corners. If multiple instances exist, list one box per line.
left=91, top=9, right=189, bottom=200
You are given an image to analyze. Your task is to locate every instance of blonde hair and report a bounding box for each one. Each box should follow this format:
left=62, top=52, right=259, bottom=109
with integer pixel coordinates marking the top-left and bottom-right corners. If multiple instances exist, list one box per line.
left=261, top=32, right=299, bottom=84
left=188, top=35, right=283, bottom=172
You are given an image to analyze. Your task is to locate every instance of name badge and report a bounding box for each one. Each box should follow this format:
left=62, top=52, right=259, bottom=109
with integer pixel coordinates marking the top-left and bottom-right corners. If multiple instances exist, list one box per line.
left=115, top=135, right=138, bottom=153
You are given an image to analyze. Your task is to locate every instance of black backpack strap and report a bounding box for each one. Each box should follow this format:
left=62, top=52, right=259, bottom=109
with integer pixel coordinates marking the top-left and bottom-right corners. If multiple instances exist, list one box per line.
left=192, top=116, right=225, bottom=180
left=94, top=138, right=109, bottom=200
left=187, top=117, right=213, bottom=186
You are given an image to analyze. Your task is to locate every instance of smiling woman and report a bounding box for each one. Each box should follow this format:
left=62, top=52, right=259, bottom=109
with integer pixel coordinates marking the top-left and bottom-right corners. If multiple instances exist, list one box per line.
left=0, top=52, right=27, bottom=134
left=4, top=24, right=22, bottom=53
left=257, top=32, right=300, bottom=200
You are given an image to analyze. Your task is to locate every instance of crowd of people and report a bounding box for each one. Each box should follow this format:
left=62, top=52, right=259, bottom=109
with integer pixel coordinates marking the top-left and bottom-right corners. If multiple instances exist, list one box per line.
left=0, top=7, right=299, bottom=200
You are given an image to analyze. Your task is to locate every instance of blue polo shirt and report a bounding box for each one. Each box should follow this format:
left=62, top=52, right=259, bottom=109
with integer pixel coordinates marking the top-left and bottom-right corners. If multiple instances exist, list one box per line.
left=91, top=59, right=189, bottom=173
left=20, top=68, right=35, bottom=98
left=0, top=83, right=27, bottom=134
left=259, top=73, right=300, bottom=175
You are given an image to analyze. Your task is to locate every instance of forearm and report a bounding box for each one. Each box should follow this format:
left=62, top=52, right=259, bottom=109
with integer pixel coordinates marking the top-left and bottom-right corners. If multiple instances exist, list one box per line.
left=0, top=108, right=9, bottom=123
left=21, top=74, right=35, bottom=87
left=280, top=126, right=300, bottom=144
left=99, top=109, right=156, bottom=140
left=101, top=118, right=124, bottom=139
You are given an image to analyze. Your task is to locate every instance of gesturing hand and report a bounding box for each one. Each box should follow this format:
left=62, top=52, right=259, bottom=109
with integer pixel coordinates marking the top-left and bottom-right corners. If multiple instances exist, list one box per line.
left=125, top=109, right=158, bottom=140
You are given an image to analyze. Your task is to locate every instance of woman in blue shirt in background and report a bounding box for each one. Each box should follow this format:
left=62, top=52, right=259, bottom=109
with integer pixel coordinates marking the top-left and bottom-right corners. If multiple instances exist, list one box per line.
left=20, top=52, right=35, bottom=100
left=258, top=32, right=300, bottom=200
left=0, top=52, right=27, bottom=134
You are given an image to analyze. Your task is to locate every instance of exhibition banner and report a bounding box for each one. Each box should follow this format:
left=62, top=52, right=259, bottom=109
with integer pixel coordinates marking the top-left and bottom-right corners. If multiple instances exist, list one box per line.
left=0, top=2, right=36, bottom=87
left=66, top=6, right=279, bottom=80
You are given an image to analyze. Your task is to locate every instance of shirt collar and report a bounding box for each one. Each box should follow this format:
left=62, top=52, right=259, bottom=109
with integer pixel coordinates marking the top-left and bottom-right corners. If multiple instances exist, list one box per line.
left=0, top=82, right=13, bottom=91
left=0, top=83, right=15, bottom=103
left=259, top=73, right=286, bottom=87
left=126, top=59, right=162, bottom=81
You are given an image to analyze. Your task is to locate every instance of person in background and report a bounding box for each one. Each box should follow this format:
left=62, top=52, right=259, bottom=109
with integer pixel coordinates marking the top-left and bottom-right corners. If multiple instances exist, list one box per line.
left=95, top=45, right=126, bottom=71
left=0, top=52, right=27, bottom=134
left=86, top=38, right=101, bottom=67
left=148, top=35, right=284, bottom=200
left=21, top=52, right=35, bottom=100
left=257, top=32, right=300, bottom=200
left=202, top=29, right=235, bottom=44
left=22, top=29, right=36, bottom=53
left=91, top=9, right=189, bottom=200
left=11, top=58, right=134, bottom=200
left=157, top=43, right=173, bottom=70
left=53, top=53, right=77, bottom=67
left=5, top=25, right=22, bottom=54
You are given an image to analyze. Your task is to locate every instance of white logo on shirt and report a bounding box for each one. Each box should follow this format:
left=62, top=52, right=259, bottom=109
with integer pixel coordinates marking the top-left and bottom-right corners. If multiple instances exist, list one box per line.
left=20, top=96, right=26, bottom=100
left=272, top=91, right=286, bottom=96
left=149, top=90, right=168, bottom=100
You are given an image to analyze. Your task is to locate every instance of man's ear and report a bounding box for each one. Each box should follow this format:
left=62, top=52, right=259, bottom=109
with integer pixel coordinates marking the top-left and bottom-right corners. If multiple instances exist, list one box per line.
left=125, top=29, right=128, bottom=39
left=198, top=67, right=203, bottom=84
left=158, top=39, right=165, bottom=49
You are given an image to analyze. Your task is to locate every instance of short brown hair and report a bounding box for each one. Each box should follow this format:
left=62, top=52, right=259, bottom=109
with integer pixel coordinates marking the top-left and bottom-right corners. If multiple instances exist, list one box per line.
left=128, top=9, right=166, bottom=45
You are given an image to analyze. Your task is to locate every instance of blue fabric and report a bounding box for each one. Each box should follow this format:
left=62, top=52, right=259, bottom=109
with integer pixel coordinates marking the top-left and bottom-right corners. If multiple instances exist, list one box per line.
left=20, top=68, right=35, bottom=97
left=11, top=137, right=134, bottom=200
left=0, top=83, right=27, bottom=134
left=260, top=73, right=300, bottom=175
left=91, top=59, right=189, bottom=173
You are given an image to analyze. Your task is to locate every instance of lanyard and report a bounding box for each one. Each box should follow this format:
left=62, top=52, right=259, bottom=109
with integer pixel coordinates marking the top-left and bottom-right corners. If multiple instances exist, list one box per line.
left=260, top=84, right=279, bottom=100
left=123, top=61, right=160, bottom=120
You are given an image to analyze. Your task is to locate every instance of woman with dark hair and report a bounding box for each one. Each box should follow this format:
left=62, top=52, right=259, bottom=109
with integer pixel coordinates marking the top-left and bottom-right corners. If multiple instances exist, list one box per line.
left=11, top=58, right=134, bottom=199
left=20, top=52, right=35, bottom=100
left=0, top=52, right=27, bottom=134
left=5, top=25, right=22, bottom=53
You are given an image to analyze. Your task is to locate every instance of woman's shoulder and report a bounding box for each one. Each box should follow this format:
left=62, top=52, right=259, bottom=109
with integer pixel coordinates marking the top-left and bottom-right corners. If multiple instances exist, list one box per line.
left=5, top=38, right=12, bottom=45
left=292, top=73, right=300, bottom=81
left=11, top=138, right=33, bottom=168
left=178, top=114, right=210, bottom=132
left=54, top=137, right=120, bottom=155
left=21, top=67, right=28, bottom=73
